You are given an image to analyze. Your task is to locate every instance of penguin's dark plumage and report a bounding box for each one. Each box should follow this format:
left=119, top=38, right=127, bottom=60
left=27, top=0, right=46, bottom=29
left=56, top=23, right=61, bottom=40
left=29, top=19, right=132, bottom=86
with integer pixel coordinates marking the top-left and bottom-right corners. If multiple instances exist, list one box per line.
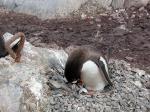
left=64, top=48, right=113, bottom=90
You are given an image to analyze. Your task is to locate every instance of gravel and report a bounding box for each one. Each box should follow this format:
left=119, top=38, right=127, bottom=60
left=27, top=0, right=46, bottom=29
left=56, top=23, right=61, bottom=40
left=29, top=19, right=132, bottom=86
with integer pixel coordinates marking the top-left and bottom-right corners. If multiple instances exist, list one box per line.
left=46, top=59, right=150, bottom=112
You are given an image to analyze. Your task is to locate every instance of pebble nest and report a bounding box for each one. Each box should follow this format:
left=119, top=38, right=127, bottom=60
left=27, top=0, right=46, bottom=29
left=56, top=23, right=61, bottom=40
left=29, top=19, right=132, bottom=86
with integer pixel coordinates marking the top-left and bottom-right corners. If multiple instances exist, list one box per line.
left=46, top=59, right=150, bottom=112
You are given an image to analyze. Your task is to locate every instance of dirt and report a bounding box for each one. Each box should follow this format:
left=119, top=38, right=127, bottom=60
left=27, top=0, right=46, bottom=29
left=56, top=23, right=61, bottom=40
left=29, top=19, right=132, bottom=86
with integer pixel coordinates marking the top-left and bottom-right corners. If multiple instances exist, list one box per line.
left=0, top=6, right=150, bottom=72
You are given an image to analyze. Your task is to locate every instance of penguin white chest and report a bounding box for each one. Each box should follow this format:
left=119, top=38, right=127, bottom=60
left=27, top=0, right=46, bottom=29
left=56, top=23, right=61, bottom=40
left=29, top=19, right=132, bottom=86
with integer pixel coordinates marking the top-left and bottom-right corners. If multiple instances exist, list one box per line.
left=81, top=60, right=107, bottom=91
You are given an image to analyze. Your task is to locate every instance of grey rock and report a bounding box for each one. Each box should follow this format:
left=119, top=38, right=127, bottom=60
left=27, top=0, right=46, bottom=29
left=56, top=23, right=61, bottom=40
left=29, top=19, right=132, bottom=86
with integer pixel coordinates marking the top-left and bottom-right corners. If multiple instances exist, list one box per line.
left=145, top=82, right=150, bottom=89
left=48, top=80, right=62, bottom=89
left=96, top=0, right=112, bottom=9
left=49, top=97, right=56, bottom=105
left=0, top=0, right=88, bottom=19
left=79, top=88, right=88, bottom=94
left=111, top=0, right=125, bottom=9
left=124, top=0, right=150, bottom=8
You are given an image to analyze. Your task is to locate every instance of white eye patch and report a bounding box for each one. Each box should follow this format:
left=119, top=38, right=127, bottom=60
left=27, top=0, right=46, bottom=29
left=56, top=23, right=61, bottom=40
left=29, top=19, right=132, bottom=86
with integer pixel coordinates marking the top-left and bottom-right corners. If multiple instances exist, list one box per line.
left=100, top=56, right=108, bottom=74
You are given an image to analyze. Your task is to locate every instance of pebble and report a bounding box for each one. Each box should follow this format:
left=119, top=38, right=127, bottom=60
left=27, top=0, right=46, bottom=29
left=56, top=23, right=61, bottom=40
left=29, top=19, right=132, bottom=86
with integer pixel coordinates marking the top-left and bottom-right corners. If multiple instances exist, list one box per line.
left=145, top=82, right=150, bottom=89
left=49, top=97, right=55, bottom=105
left=48, top=80, right=62, bottom=89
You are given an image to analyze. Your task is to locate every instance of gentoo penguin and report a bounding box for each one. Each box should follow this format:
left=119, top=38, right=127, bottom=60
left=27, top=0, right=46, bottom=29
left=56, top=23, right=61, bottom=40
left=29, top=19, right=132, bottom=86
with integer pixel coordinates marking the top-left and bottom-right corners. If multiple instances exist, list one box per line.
left=0, top=32, right=25, bottom=62
left=64, top=48, right=113, bottom=91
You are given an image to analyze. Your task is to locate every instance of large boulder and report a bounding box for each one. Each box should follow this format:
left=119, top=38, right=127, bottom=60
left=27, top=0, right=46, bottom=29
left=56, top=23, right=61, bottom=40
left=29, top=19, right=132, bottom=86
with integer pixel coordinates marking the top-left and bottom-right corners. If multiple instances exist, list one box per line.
left=0, top=0, right=88, bottom=19
left=96, top=0, right=112, bottom=9
left=111, top=0, right=150, bottom=9
left=124, top=0, right=150, bottom=8
left=111, top=0, right=125, bottom=9
left=0, top=33, right=68, bottom=112
left=0, top=0, right=150, bottom=19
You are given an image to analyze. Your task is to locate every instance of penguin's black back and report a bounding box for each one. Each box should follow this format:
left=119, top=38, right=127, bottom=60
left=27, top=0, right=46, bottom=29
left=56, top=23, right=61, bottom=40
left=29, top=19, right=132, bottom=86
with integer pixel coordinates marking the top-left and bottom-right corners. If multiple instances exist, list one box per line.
left=64, top=48, right=101, bottom=82
left=64, top=48, right=88, bottom=83
left=64, top=47, right=113, bottom=90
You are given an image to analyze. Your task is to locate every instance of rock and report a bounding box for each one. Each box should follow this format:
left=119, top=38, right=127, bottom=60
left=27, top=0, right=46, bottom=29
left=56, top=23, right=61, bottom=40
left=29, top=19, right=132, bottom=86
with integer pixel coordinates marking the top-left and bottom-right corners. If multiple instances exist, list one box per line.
left=125, top=56, right=134, bottom=61
left=0, top=82, right=22, bottom=112
left=79, top=88, right=88, bottom=94
left=48, top=80, right=62, bottom=89
left=111, top=0, right=125, bottom=9
left=145, top=82, right=150, bottom=89
left=0, top=33, right=68, bottom=112
left=124, top=0, right=150, bottom=9
left=132, top=68, right=146, bottom=76
left=28, top=77, right=43, bottom=100
left=89, top=108, right=96, bottom=112
left=77, top=107, right=85, bottom=112
left=81, top=13, right=87, bottom=19
left=0, top=0, right=88, bottom=19
left=49, top=97, right=56, bottom=105
left=134, top=81, right=142, bottom=88
left=96, top=0, right=112, bottom=9
left=113, top=25, right=128, bottom=36
left=139, top=6, right=145, bottom=11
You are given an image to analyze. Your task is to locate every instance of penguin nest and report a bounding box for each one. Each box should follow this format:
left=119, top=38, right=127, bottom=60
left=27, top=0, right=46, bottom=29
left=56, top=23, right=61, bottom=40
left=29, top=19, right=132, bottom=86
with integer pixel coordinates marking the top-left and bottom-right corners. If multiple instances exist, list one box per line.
left=46, top=59, right=150, bottom=112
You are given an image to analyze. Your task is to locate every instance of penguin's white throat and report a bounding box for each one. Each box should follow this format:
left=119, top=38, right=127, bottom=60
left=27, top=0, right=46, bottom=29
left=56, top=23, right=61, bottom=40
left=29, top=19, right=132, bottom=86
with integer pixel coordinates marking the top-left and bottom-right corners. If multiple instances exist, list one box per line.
left=81, top=60, right=107, bottom=91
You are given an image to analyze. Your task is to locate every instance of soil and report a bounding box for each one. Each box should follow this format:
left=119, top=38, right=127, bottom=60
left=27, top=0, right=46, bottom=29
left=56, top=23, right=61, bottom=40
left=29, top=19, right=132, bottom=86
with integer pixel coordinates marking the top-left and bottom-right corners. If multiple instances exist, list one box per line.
left=0, top=6, right=150, bottom=72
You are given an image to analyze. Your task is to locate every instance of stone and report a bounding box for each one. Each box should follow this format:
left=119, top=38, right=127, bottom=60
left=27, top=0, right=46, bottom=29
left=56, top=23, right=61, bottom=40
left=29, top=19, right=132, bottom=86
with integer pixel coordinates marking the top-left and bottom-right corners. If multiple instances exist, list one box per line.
left=0, top=33, right=68, bottom=112
left=111, top=0, right=125, bottom=9
left=96, top=0, right=112, bottom=9
left=125, top=56, right=134, bottom=61
left=124, top=0, right=150, bottom=9
left=134, top=81, right=142, bottom=88
left=132, top=68, right=146, bottom=76
left=79, top=88, right=88, bottom=94
left=0, top=82, right=22, bottom=112
left=113, top=25, right=128, bottom=36
left=145, top=82, right=150, bottom=89
left=81, top=13, right=87, bottom=19
left=48, top=80, right=62, bottom=89
left=49, top=97, right=56, bottom=105
left=0, top=0, right=88, bottom=19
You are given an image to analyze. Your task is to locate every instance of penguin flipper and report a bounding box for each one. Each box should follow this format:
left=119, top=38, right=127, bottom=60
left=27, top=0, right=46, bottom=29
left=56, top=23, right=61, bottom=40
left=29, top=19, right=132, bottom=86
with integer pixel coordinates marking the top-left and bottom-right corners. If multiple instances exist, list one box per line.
left=91, top=57, right=113, bottom=87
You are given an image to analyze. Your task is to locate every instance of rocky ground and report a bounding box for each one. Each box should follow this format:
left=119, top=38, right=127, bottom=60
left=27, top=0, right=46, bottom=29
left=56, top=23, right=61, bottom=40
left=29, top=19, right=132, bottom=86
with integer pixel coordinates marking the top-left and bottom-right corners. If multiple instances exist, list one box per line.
left=0, top=4, right=150, bottom=112
left=0, top=38, right=149, bottom=112
left=45, top=59, right=150, bottom=112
